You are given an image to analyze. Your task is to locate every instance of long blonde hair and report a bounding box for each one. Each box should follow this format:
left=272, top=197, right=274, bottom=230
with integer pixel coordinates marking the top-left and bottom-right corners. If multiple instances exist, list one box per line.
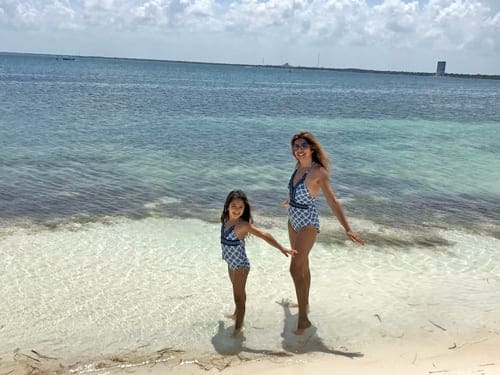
left=290, top=131, right=331, bottom=171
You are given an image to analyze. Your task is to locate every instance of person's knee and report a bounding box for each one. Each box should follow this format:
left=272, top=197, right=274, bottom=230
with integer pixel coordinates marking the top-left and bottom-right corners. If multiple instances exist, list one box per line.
left=290, top=263, right=307, bottom=279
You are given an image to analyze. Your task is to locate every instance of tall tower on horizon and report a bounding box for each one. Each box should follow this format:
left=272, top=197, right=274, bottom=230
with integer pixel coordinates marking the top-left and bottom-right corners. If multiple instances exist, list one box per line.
left=436, top=61, right=446, bottom=76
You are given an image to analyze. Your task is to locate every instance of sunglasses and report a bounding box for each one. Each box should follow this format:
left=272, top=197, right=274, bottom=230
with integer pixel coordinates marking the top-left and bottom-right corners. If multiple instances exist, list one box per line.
left=292, top=142, right=310, bottom=151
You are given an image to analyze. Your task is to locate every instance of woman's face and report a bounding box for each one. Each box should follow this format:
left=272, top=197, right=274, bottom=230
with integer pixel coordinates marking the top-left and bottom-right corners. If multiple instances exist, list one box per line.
left=228, top=198, right=245, bottom=220
left=292, top=137, right=312, bottom=161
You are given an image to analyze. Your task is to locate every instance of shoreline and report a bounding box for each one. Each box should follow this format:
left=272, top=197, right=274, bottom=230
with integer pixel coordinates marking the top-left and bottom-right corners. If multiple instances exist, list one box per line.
left=3, top=332, right=499, bottom=374
left=90, top=332, right=500, bottom=375
left=167, top=336, right=500, bottom=375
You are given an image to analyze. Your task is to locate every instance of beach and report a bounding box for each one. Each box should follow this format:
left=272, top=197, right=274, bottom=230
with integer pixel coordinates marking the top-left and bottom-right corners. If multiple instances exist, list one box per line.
left=1, top=218, right=499, bottom=375
left=6, top=334, right=500, bottom=375
left=4, top=260, right=499, bottom=375
left=1, top=53, right=499, bottom=375
left=126, top=337, right=500, bottom=375
left=4, top=280, right=500, bottom=375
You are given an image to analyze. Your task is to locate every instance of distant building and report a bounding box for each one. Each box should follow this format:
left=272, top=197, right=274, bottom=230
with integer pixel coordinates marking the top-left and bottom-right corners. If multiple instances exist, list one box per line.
left=436, top=61, right=446, bottom=76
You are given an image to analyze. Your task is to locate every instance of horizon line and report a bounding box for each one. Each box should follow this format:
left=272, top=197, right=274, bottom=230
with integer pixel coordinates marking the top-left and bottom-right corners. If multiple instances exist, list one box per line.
left=1, top=50, right=499, bottom=80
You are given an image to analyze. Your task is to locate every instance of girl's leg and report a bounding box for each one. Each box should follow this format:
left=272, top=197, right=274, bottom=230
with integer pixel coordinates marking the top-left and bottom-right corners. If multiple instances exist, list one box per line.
left=226, top=266, right=237, bottom=319
left=229, top=267, right=249, bottom=336
left=288, top=224, right=317, bottom=334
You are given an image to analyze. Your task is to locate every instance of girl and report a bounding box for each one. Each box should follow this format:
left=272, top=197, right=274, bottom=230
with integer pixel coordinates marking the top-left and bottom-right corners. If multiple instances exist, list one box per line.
left=220, top=189, right=296, bottom=336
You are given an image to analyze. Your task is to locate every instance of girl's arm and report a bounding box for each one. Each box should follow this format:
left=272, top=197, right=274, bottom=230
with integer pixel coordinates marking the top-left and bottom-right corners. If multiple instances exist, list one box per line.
left=246, top=224, right=297, bottom=257
left=318, top=168, right=365, bottom=245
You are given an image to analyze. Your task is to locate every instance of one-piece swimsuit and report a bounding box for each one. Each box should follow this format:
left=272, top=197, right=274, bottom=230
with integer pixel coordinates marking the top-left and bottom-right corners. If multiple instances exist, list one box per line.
left=288, top=168, right=320, bottom=232
left=221, top=224, right=250, bottom=270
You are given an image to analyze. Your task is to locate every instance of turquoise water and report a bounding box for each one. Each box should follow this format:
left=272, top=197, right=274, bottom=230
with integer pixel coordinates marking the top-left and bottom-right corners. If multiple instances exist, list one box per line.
left=1, top=53, right=499, bottom=236
left=0, top=53, right=499, bottom=373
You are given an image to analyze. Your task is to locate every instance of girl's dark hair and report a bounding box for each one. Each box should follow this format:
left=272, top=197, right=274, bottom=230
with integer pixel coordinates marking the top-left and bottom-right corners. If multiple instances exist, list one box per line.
left=290, top=131, right=331, bottom=171
left=220, top=190, right=253, bottom=225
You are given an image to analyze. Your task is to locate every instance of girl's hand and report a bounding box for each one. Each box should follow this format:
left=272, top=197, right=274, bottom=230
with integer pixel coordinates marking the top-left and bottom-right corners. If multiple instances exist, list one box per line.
left=346, top=230, right=365, bottom=245
left=281, top=248, right=298, bottom=257
left=281, top=199, right=289, bottom=208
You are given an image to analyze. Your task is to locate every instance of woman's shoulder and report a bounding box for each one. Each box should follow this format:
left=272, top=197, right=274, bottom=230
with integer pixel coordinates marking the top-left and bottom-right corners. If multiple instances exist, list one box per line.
left=311, top=163, right=328, bottom=177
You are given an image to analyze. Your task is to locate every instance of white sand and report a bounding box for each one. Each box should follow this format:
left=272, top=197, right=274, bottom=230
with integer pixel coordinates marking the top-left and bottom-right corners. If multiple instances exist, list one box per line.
left=116, top=334, right=500, bottom=375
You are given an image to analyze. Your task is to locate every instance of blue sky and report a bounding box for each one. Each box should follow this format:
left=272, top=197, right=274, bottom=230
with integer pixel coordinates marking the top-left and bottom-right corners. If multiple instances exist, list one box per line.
left=0, top=0, right=499, bottom=74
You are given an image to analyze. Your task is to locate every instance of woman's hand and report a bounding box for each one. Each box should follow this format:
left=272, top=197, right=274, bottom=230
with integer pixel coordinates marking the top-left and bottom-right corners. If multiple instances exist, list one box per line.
left=346, top=230, right=365, bottom=245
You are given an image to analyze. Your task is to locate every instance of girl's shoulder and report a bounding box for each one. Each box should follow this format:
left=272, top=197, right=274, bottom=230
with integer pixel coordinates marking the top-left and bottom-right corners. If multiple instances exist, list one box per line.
left=235, top=219, right=251, bottom=231
left=234, top=220, right=252, bottom=239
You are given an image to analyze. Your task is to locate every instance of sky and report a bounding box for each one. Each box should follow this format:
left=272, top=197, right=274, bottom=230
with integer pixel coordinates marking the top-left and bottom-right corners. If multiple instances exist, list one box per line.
left=0, top=0, right=499, bottom=74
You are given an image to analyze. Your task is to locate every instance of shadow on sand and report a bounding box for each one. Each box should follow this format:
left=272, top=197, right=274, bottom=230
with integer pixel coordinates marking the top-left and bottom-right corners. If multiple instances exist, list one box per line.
left=277, top=299, right=364, bottom=358
left=211, top=300, right=363, bottom=360
left=211, top=320, right=293, bottom=357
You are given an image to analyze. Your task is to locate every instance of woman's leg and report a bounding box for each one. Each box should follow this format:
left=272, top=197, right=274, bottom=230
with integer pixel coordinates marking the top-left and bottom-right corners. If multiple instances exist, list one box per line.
left=288, top=223, right=317, bottom=334
left=229, top=267, right=250, bottom=336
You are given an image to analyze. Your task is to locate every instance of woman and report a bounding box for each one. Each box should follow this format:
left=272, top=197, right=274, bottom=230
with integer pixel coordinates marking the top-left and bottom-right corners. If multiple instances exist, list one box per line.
left=286, top=131, right=365, bottom=334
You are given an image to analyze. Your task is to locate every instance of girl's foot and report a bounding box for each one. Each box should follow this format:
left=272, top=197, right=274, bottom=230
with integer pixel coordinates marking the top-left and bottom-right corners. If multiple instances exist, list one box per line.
left=281, top=299, right=308, bottom=310
left=232, top=327, right=243, bottom=337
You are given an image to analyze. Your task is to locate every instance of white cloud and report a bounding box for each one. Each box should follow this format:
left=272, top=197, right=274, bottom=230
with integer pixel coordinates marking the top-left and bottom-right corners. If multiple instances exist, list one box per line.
left=0, top=0, right=77, bottom=29
left=0, top=0, right=498, bottom=73
left=223, top=0, right=306, bottom=32
left=83, top=0, right=115, bottom=11
left=420, top=0, right=498, bottom=52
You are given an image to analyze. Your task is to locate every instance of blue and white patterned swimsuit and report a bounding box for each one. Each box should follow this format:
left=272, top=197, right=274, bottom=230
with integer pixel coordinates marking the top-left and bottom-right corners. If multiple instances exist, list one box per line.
left=221, top=224, right=250, bottom=270
left=288, top=168, right=320, bottom=233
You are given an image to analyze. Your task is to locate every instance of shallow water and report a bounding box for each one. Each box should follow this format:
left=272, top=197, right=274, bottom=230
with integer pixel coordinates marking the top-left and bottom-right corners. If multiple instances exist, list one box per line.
left=1, top=217, right=499, bottom=372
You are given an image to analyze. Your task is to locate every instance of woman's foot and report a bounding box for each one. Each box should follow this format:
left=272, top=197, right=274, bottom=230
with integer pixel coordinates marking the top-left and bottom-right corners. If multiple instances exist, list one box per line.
left=294, top=318, right=312, bottom=335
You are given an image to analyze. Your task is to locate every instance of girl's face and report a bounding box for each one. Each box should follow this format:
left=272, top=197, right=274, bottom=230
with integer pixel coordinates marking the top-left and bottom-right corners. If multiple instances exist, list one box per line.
left=228, top=199, right=245, bottom=220
left=292, top=137, right=312, bottom=161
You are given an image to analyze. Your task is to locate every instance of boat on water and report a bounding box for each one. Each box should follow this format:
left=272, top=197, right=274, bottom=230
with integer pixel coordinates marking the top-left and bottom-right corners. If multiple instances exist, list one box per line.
left=56, top=56, right=76, bottom=61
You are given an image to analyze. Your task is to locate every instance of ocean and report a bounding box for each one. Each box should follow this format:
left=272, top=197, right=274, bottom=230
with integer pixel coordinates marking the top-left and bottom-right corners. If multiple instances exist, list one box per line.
left=0, top=52, right=499, bottom=373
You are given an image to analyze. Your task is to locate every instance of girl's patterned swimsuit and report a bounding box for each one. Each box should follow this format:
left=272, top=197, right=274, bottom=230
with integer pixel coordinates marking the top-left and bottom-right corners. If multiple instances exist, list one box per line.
left=288, top=168, right=320, bottom=232
left=221, top=224, right=250, bottom=270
